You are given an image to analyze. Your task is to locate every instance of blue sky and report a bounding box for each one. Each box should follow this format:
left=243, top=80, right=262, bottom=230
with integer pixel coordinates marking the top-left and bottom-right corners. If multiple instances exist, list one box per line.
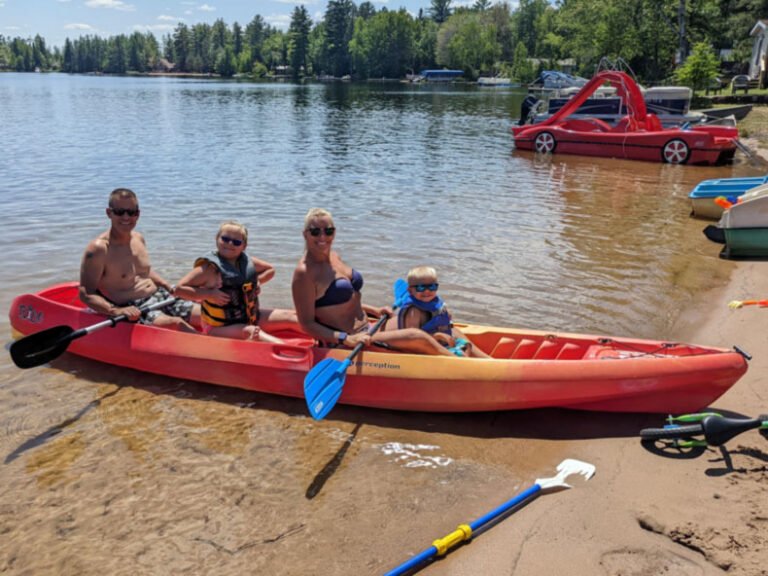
left=0, top=0, right=505, bottom=48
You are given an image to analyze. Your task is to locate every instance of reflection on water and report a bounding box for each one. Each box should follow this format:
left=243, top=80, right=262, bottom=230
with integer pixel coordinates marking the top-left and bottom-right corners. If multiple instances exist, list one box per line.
left=0, top=73, right=762, bottom=574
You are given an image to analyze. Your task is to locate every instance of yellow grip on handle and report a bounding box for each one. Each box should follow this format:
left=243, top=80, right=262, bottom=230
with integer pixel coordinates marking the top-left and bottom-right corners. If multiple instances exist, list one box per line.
left=432, top=524, right=473, bottom=556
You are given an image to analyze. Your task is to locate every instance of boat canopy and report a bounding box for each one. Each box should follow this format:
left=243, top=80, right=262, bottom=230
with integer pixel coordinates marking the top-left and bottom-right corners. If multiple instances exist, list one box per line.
left=530, top=70, right=588, bottom=90
left=419, top=70, right=464, bottom=81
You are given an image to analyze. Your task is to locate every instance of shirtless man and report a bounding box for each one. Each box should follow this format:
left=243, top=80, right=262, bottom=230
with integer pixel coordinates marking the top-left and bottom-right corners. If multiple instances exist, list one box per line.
left=79, top=188, right=198, bottom=332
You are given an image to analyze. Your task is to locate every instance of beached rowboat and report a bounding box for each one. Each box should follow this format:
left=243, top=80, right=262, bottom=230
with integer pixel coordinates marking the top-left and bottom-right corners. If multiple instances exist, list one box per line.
left=9, top=283, right=749, bottom=414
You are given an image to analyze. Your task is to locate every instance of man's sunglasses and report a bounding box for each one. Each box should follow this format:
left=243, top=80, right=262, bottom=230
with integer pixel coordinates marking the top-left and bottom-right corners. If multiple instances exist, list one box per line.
left=410, top=283, right=439, bottom=292
left=220, top=235, right=244, bottom=247
left=307, top=226, right=336, bottom=237
left=110, top=207, right=140, bottom=217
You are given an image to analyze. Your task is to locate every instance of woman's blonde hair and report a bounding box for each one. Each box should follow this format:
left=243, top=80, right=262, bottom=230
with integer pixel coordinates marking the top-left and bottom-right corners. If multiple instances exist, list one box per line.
left=304, top=207, right=334, bottom=229
left=217, top=220, right=248, bottom=243
left=407, top=265, right=438, bottom=283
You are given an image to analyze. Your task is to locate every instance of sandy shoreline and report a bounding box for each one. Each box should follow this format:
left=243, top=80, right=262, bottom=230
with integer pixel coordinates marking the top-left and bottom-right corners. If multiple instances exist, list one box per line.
left=415, top=248, right=768, bottom=574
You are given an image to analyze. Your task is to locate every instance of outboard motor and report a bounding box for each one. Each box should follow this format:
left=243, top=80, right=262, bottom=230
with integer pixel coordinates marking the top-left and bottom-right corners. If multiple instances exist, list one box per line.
left=518, top=94, right=540, bottom=125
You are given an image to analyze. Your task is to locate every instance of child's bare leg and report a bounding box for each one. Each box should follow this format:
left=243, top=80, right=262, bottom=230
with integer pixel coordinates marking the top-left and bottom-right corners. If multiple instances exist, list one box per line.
left=453, top=328, right=491, bottom=358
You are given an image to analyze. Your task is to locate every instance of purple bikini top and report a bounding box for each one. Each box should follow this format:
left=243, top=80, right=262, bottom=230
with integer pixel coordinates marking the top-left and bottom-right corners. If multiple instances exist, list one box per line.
left=315, top=269, right=364, bottom=308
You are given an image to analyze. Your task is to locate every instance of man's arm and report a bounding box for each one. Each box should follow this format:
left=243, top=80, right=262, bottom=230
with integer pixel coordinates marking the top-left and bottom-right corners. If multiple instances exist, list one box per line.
left=79, top=239, right=119, bottom=315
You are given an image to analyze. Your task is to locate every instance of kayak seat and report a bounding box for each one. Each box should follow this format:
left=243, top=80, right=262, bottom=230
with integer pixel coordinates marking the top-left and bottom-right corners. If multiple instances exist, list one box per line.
left=556, top=343, right=587, bottom=360
left=512, top=339, right=538, bottom=359
left=533, top=340, right=562, bottom=359
left=490, top=337, right=518, bottom=358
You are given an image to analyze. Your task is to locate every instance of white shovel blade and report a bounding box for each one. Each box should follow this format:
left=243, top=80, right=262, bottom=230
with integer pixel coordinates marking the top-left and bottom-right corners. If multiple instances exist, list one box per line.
left=536, top=458, right=596, bottom=491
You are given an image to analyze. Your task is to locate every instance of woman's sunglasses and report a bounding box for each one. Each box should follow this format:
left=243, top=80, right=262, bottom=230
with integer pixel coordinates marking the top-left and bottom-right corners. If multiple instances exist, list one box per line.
left=411, top=283, right=439, bottom=292
left=307, top=226, right=336, bottom=237
left=110, top=207, right=140, bottom=217
left=220, top=235, right=244, bottom=247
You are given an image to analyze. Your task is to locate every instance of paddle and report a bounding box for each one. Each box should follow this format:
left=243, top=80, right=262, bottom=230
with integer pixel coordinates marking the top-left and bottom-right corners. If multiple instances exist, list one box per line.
left=10, top=296, right=177, bottom=369
left=384, top=459, right=596, bottom=576
left=304, top=279, right=409, bottom=420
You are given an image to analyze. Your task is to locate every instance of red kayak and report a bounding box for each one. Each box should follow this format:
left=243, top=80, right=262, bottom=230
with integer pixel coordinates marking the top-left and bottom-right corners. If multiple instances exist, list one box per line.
left=9, top=282, right=749, bottom=414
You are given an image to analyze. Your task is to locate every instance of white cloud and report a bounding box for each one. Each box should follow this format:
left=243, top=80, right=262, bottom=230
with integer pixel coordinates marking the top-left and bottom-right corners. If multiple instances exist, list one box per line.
left=132, top=23, right=176, bottom=32
left=158, top=15, right=184, bottom=21
left=198, top=4, right=215, bottom=11
left=85, top=0, right=136, bottom=11
left=57, top=0, right=72, bottom=3
left=265, top=14, right=290, bottom=29
left=65, top=23, right=97, bottom=30
left=5, top=25, right=21, bottom=30
left=276, top=0, right=312, bottom=4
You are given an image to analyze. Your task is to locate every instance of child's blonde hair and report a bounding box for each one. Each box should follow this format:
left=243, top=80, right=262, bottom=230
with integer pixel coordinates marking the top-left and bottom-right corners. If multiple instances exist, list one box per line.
left=407, top=266, right=438, bottom=283
left=217, top=220, right=248, bottom=243
left=304, top=208, right=334, bottom=229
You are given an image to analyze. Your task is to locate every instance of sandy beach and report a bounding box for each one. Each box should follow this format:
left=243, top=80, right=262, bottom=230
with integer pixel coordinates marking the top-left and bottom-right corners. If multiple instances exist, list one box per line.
left=410, top=241, right=768, bottom=574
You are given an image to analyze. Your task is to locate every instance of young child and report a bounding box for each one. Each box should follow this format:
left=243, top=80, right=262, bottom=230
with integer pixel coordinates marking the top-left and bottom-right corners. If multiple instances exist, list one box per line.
left=394, top=266, right=490, bottom=358
left=175, top=221, right=297, bottom=343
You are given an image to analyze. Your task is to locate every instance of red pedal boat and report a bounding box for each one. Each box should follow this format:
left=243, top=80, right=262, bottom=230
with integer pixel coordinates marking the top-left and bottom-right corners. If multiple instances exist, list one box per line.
left=512, top=71, right=738, bottom=165
left=9, top=282, right=749, bottom=414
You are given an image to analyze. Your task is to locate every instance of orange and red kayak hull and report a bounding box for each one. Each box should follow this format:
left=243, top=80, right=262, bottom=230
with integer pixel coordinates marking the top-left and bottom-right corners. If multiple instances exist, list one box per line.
left=9, top=283, right=748, bottom=414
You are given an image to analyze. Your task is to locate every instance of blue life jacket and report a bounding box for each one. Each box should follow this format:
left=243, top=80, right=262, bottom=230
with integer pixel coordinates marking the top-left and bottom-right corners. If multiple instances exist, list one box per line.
left=397, top=294, right=452, bottom=335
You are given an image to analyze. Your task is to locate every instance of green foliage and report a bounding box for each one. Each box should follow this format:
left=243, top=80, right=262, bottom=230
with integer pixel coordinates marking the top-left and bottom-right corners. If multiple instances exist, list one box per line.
left=511, top=41, right=536, bottom=82
left=325, top=0, right=356, bottom=77
left=4, top=0, right=768, bottom=83
left=251, top=61, right=268, bottom=78
left=215, top=46, right=237, bottom=77
left=350, top=9, right=415, bottom=78
left=430, top=0, right=452, bottom=24
left=436, top=12, right=500, bottom=76
left=675, top=41, right=719, bottom=91
left=289, top=5, right=313, bottom=77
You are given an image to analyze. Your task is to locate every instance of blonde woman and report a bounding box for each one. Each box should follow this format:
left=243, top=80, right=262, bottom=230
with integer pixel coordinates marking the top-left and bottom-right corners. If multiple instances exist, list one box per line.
left=292, top=208, right=452, bottom=355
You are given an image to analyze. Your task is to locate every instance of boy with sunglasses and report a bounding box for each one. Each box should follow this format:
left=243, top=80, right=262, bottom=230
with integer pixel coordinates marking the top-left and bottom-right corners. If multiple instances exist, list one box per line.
left=396, top=266, right=490, bottom=358
left=79, top=188, right=198, bottom=332
left=175, top=221, right=298, bottom=342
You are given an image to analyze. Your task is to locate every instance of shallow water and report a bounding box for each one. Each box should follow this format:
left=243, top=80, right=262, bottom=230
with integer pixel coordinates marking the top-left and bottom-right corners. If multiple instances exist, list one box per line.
left=0, top=73, right=761, bottom=574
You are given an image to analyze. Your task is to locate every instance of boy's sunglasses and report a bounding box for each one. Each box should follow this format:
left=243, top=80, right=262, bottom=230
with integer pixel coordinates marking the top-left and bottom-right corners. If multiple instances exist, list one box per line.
left=220, top=235, right=244, bottom=247
left=110, top=207, right=140, bottom=217
left=307, top=226, right=336, bottom=237
left=410, top=283, right=439, bottom=292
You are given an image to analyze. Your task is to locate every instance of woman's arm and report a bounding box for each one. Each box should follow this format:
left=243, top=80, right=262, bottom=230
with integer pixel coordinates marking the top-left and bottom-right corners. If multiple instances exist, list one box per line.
left=292, top=265, right=333, bottom=340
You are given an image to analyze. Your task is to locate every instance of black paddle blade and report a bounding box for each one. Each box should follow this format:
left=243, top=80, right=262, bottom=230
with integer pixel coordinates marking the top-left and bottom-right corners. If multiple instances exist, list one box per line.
left=10, top=325, right=76, bottom=369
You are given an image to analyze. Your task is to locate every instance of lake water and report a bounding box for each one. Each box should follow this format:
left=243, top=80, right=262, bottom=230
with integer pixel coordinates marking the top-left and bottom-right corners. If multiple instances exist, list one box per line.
left=0, top=73, right=761, bottom=574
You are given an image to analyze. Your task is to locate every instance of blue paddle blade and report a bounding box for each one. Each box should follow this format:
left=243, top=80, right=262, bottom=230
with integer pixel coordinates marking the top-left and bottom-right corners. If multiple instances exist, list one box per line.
left=304, top=357, right=350, bottom=420
left=393, top=278, right=409, bottom=308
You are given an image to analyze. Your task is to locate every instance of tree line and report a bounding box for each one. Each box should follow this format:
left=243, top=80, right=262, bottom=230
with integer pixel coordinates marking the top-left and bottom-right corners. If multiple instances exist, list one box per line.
left=1, top=0, right=766, bottom=84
